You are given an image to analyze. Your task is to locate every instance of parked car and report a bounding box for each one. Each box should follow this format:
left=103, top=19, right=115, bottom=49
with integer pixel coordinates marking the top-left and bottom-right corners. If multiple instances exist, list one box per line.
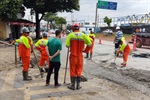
left=49, top=29, right=55, bottom=34
left=29, top=28, right=36, bottom=39
left=65, top=30, right=71, bottom=35
left=29, top=31, right=36, bottom=39
left=102, top=29, right=113, bottom=36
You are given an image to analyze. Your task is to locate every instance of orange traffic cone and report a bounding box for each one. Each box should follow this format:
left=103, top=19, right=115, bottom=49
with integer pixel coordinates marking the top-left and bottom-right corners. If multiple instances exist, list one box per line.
left=132, top=35, right=137, bottom=51
left=98, top=36, right=102, bottom=44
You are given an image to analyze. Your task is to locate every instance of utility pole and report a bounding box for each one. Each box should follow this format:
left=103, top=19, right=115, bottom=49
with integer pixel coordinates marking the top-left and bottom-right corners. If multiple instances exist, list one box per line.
left=95, top=3, right=98, bottom=33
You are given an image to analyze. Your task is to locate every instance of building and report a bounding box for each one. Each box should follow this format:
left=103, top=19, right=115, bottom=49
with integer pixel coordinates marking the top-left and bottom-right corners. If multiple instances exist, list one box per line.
left=0, top=19, right=11, bottom=40
left=0, top=19, right=35, bottom=40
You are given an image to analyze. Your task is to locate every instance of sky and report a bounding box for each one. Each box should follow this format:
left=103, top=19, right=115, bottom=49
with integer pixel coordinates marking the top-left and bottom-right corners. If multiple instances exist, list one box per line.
left=24, top=0, right=150, bottom=22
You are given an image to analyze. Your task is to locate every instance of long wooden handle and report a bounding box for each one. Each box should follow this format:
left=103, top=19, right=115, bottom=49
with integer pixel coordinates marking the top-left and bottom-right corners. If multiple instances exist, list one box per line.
left=64, top=48, right=69, bottom=83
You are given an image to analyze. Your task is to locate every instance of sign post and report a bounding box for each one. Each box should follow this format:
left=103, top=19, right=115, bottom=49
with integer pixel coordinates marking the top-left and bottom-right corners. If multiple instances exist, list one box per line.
left=95, top=0, right=117, bottom=33
left=97, top=0, right=117, bottom=10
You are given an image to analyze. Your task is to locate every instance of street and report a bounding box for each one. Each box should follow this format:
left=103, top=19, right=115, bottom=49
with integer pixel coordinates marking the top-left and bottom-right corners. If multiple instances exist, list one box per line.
left=0, top=35, right=150, bottom=100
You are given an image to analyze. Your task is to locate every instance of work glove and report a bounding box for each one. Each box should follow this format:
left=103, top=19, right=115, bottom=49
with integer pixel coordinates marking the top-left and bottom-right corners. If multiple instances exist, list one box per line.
left=14, top=42, right=18, bottom=46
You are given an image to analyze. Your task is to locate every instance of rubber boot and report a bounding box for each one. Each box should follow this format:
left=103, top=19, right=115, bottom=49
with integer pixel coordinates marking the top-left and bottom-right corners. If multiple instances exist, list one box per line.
left=23, top=71, right=32, bottom=81
left=40, top=67, right=44, bottom=72
left=84, top=53, right=89, bottom=58
left=76, top=77, right=82, bottom=90
left=89, top=54, right=92, bottom=60
left=67, top=77, right=76, bottom=90
left=27, top=71, right=32, bottom=79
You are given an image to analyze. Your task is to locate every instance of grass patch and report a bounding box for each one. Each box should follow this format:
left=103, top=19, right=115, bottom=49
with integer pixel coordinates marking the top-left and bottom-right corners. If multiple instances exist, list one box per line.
left=94, top=33, right=132, bottom=42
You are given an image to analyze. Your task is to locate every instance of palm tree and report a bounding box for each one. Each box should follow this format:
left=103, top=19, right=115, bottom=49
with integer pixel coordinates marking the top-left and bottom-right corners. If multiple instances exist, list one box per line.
left=104, top=16, right=112, bottom=28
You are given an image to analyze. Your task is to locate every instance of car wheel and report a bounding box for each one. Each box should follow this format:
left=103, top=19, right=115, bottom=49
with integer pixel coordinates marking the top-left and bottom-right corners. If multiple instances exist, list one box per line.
left=136, top=39, right=142, bottom=48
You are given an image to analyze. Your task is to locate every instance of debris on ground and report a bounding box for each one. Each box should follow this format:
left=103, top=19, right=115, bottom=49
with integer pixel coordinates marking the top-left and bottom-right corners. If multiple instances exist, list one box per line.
left=121, top=68, right=150, bottom=82
left=81, top=75, right=88, bottom=82
left=132, top=53, right=150, bottom=58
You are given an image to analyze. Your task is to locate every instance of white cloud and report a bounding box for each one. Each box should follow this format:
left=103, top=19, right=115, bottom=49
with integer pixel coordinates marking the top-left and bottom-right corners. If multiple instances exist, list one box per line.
left=24, top=0, right=150, bottom=22
left=58, top=0, right=150, bottom=21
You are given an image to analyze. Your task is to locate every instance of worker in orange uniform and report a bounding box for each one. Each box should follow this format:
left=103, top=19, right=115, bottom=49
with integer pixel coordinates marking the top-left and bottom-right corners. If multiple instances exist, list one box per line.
left=117, top=39, right=131, bottom=67
left=16, top=27, right=32, bottom=81
left=35, top=32, right=49, bottom=73
left=66, top=23, right=92, bottom=90
left=88, top=28, right=95, bottom=59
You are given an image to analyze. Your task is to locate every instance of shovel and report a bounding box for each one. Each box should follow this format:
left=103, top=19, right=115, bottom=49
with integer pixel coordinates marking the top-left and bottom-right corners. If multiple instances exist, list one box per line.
left=32, top=50, right=43, bottom=78
left=111, top=54, right=117, bottom=65
left=63, top=48, right=70, bottom=86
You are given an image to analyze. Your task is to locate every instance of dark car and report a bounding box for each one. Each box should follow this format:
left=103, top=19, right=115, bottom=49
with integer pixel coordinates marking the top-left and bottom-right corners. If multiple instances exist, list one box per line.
left=132, top=32, right=150, bottom=48
left=65, top=30, right=71, bottom=35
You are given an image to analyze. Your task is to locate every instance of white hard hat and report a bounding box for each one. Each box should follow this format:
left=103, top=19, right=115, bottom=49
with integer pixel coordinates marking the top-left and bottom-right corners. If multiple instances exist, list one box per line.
left=116, top=27, right=120, bottom=30
left=22, top=27, right=30, bottom=33
left=42, top=32, right=48, bottom=37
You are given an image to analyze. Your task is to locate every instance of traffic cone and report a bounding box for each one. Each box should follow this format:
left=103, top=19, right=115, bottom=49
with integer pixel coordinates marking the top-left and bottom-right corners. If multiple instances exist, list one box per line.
left=132, top=35, right=137, bottom=51
left=98, top=36, right=102, bottom=44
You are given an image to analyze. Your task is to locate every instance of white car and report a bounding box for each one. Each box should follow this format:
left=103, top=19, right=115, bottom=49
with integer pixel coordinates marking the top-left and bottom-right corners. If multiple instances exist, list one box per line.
left=102, top=29, right=113, bottom=36
left=29, top=31, right=36, bottom=39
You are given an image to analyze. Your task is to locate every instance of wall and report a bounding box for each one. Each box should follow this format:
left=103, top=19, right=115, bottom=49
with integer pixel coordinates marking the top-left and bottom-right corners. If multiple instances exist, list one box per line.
left=0, top=19, right=7, bottom=40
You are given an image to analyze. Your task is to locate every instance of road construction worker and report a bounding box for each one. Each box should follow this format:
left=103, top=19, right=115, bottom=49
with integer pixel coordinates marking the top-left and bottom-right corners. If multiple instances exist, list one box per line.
left=35, top=32, right=49, bottom=73
left=114, top=26, right=123, bottom=55
left=88, top=28, right=95, bottom=59
left=66, top=23, right=92, bottom=90
left=16, top=27, right=32, bottom=81
left=117, top=39, right=131, bottom=67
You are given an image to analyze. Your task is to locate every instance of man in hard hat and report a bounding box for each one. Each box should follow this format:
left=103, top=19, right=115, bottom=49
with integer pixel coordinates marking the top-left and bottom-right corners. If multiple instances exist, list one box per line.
left=114, top=26, right=123, bottom=55
left=88, top=28, right=95, bottom=59
left=16, top=27, right=32, bottom=81
left=66, top=23, right=92, bottom=90
left=35, top=32, right=49, bottom=73
left=117, top=39, right=131, bottom=67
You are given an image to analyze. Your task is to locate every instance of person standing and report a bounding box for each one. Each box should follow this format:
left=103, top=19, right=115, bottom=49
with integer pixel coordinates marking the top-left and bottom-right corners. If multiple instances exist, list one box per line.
left=88, top=28, right=95, bottom=59
left=16, top=27, right=32, bottom=81
left=117, top=39, right=131, bottom=67
left=35, top=32, right=49, bottom=73
left=114, top=27, right=123, bottom=55
left=66, top=23, right=92, bottom=90
left=46, top=30, right=62, bottom=87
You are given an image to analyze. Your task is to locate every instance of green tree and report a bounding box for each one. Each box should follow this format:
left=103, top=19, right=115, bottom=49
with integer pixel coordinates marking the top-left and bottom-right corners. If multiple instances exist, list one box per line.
left=43, top=12, right=58, bottom=29
left=104, top=16, right=112, bottom=28
left=0, top=0, right=24, bottom=21
left=23, top=0, right=79, bottom=38
left=56, top=17, right=67, bottom=30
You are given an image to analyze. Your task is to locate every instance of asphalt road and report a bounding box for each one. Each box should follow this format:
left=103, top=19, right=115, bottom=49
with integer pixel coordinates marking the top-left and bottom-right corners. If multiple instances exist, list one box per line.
left=0, top=35, right=150, bottom=100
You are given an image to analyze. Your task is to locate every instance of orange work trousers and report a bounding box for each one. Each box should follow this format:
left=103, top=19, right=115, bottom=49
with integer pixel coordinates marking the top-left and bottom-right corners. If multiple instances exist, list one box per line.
left=22, top=57, right=30, bottom=72
left=89, top=42, right=94, bottom=54
left=39, top=56, right=49, bottom=67
left=69, top=54, right=83, bottom=77
left=123, top=50, right=130, bottom=63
